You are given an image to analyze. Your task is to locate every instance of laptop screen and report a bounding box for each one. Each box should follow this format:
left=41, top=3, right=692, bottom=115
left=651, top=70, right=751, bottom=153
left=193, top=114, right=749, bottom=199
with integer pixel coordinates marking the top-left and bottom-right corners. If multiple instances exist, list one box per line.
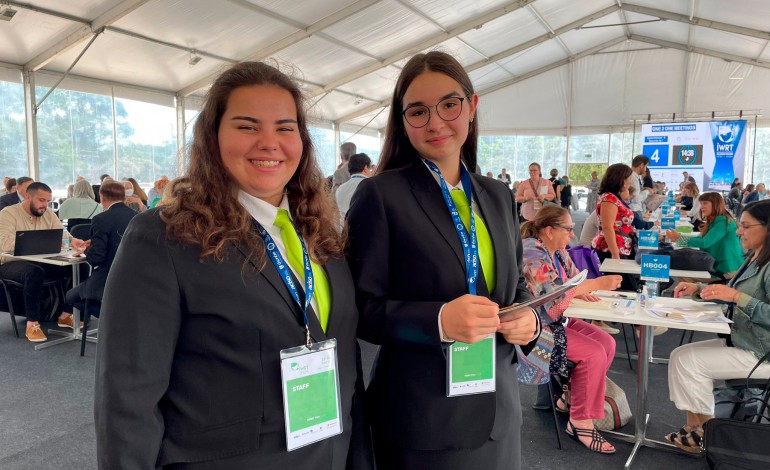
left=13, top=229, right=64, bottom=256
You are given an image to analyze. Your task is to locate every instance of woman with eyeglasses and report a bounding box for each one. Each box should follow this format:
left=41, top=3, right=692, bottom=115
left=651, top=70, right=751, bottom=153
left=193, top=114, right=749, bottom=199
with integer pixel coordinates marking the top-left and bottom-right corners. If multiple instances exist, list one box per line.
left=516, top=162, right=556, bottom=221
left=666, top=192, right=742, bottom=278
left=667, top=200, right=770, bottom=453
left=346, top=51, right=540, bottom=469
left=520, top=205, right=621, bottom=454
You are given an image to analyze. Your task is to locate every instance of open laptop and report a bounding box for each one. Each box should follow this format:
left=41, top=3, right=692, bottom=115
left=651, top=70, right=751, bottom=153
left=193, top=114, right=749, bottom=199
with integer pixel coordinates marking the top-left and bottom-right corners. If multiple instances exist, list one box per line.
left=13, top=229, right=63, bottom=256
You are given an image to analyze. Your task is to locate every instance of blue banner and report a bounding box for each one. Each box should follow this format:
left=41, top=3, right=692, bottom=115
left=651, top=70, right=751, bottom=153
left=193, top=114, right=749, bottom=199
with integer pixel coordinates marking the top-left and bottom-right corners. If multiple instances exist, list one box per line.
left=661, top=217, right=675, bottom=230
left=709, top=120, right=746, bottom=186
left=641, top=254, right=671, bottom=282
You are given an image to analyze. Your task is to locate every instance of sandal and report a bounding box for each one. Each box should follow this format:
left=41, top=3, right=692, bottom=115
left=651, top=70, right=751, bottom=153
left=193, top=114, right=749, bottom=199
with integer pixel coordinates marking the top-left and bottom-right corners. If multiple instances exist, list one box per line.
left=664, top=425, right=692, bottom=444
left=555, top=395, right=570, bottom=415
left=666, top=427, right=703, bottom=454
left=566, top=420, right=616, bottom=454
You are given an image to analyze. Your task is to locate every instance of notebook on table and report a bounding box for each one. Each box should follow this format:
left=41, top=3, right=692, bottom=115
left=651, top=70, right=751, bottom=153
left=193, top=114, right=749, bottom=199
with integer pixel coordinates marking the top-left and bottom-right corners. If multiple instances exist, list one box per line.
left=13, top=229, right=63, bottom=256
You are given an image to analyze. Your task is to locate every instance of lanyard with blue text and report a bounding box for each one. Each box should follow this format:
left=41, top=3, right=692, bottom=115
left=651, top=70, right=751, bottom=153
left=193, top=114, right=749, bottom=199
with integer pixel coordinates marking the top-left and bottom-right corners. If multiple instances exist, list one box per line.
left=423, top=159, right=479, bottom=295
left=253, top=219, right=314, bottom=348
left=553, top=253, right=565, bottom=280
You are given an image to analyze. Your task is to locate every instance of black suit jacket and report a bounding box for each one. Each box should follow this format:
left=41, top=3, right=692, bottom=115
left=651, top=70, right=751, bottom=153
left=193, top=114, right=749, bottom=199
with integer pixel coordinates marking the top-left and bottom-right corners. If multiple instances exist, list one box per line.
left=95, top=210, right=371, bottom=469
left=0, top=192, right=20, bottom=211
left=346, top=162, right=536, bottom=452
left=82, top=202, right=135, bottom=300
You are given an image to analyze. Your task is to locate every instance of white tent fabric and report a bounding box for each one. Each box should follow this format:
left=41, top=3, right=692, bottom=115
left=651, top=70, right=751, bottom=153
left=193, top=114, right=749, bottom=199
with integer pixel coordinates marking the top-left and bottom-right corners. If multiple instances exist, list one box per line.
left=0, top=0, right=769, bottom=132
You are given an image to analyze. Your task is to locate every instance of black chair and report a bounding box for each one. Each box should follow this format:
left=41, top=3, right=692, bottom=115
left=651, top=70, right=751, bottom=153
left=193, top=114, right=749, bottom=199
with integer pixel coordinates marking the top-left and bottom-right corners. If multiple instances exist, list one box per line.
left=534, top=361, right=577, bottom=450
left=68, top=223, right=92, bottom=241
left=0, top=278, right=66, bottom=337
left=715, top=353, right=770, bottom=423
left=80, top=297, right=101, bottom=356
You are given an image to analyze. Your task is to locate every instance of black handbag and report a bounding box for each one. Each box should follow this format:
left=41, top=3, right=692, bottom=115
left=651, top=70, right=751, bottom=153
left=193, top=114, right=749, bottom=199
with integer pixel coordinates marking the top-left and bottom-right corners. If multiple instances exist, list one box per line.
left=703, top=351, right=770, bottom=470
left=635, top=244, right=715, bottom=272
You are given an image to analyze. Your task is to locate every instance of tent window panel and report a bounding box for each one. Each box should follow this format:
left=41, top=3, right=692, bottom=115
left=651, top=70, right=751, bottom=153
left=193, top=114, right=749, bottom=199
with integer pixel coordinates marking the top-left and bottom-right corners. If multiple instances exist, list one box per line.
left=0, top=80, right=27, bottom=180
left=115, top=98, right=178, bottom=187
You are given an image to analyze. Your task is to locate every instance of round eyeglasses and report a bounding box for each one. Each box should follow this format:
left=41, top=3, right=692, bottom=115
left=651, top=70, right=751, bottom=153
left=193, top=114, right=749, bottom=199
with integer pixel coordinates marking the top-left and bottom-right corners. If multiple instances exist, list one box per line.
left=402, top=97, right=465, bottom=128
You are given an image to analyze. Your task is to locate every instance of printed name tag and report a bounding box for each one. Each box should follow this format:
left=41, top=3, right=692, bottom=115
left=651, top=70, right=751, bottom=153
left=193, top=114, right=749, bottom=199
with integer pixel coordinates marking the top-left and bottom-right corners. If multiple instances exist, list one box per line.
left=447, top=334, right=495, bottom=397
left=280, top=339, right=342, bottom=451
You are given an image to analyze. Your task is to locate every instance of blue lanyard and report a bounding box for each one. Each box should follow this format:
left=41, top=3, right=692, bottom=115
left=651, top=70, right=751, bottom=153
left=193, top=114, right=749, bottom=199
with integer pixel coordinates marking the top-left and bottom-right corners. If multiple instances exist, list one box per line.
left=553, top=253, right=565, bottom=279
left=253, top=218, right=315, bottom=348
left=423, top=159, right=479, bottom=295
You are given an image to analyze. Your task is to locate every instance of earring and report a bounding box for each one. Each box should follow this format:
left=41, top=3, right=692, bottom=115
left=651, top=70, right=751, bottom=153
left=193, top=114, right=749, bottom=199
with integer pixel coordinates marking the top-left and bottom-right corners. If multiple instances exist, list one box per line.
left=470, top=116, right=474, bottom=123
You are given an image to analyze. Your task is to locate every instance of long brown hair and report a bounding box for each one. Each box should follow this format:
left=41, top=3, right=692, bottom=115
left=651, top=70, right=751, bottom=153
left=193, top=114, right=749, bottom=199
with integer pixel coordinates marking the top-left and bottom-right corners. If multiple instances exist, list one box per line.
left=698, top=192, right=733, bottom=236
left=377, top=51, right=478, bottom=173
left=520, top=205, right=569, bottom=239
left=598, top=163, right=632, bottom=195
left=160, top=61, right=343, bottom=267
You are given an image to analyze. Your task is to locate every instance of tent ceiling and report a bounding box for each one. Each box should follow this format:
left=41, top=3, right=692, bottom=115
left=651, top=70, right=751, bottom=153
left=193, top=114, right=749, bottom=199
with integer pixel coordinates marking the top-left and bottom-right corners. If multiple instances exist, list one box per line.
left=1, top=0, right=769, bottom=132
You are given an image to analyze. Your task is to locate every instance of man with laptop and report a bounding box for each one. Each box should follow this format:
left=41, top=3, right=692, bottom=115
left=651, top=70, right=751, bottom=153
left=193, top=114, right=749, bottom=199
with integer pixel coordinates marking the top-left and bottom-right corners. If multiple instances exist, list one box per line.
left=0, top=182, right=86, bottom=342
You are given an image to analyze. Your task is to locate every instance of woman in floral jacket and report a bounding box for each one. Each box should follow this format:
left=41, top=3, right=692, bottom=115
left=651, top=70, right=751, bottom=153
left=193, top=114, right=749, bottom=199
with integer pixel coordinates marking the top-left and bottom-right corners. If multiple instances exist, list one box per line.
left=522, top=205, right=623, bottom=454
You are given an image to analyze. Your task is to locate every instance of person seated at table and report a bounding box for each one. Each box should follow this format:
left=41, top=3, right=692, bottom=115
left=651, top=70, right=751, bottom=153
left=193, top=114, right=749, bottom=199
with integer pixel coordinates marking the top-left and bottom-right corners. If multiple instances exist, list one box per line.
left=0, top=176, right=33, bottom=211
left=147, top=176, right=169, bottom=208
left=57, top=179, right=102, bottom=225
left=675, top=182, right=699, bottom=211
left=4, top=178, right=16, bottom=195
left=626, top=186, right=655, bottom=231
left=0, top=182, right=86, bottom=342
left=666, top=200, right=770, bottom=453
left=121, top=181, right=146, bottom=212
left=57, top=182, right=136, bottom=329
left=666, top=192, right=743, bottom=279
left=521, top=205, right=622, bottom=454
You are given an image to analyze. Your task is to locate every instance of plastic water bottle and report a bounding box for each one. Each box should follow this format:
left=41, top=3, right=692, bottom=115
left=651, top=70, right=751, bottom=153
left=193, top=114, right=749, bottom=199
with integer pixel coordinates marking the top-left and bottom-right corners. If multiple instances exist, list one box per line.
left=62, top=236, right=70, bottom=251
left=637, top=285, right=647, bottom=307
left=646, top=281, right=659, bottom=305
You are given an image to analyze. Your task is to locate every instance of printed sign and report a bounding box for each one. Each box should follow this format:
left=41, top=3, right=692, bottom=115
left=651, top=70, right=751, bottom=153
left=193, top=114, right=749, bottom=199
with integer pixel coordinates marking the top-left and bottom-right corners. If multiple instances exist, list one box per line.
left=641, top=254, right=671, bottom=282
left=661, top=217, right=676, bottom=230
left=638, top=230, right=659, bottom=250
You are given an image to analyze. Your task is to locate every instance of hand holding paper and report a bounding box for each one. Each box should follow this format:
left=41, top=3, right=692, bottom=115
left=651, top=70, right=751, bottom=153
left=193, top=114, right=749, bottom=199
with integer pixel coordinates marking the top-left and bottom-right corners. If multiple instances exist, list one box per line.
left=441, top=294, right=500, bottom=344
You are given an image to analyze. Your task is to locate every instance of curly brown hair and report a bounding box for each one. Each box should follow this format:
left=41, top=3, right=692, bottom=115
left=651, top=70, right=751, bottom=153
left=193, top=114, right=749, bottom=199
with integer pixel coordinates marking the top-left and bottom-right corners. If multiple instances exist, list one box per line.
left=160, top=61, right=344, bottom=268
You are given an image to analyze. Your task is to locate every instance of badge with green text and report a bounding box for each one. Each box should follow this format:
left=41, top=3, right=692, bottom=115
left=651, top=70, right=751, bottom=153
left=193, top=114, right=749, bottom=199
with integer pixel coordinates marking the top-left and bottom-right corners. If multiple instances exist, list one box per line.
left=280, top=339, right=342, bottom=451
left=447, top=334, right=496, bottom=397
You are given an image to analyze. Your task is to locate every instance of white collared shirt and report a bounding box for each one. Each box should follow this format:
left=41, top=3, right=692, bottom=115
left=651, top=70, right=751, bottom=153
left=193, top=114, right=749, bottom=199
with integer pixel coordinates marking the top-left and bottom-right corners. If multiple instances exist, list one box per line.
left=238, top=190, right=321, bottom=319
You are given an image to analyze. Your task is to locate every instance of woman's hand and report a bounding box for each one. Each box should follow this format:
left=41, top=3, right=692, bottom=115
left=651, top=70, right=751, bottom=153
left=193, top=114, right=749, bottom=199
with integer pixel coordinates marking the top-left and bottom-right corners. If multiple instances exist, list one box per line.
left=610, top=251, right=620, bottom=260
left=699, top=284, right=741, bottom=303
left=666, top=229, right=681, bottom=242
left=596, top=275, right=623, bottom=291
left=497, top=306, right=537, bottom=345
left=673, top=282, right=698, bottom=298
left=441, top=294, right=500, bottom=344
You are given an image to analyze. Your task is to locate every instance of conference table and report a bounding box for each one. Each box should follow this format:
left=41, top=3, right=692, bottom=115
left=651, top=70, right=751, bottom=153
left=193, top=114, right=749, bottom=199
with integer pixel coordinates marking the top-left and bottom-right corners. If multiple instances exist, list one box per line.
left=565, top=294, right=730, bottom=469
left=3, top=251, right=92, bottom=351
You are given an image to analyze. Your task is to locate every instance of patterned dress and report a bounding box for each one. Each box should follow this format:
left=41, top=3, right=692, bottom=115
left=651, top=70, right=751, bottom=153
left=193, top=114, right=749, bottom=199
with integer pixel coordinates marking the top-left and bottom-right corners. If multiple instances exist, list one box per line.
left=592, top=192, right=635, bottom=256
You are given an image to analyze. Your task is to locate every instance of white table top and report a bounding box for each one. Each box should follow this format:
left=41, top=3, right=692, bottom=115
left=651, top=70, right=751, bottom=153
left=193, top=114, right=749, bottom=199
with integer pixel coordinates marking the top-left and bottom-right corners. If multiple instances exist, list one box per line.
left=600, top=258, right=712, bottom=280
left=565, top=292, right=731, bottom=334
left=2, top=251, right=87, bottom=267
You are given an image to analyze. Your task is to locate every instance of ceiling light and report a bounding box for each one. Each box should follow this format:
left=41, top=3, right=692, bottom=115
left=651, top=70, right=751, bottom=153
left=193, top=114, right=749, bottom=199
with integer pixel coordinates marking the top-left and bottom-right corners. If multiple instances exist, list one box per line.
left=0, top=6, right=18, bottom=21
left=188, top=51, right=202, bottom=66
left=353, top=96, right=363, bottom=106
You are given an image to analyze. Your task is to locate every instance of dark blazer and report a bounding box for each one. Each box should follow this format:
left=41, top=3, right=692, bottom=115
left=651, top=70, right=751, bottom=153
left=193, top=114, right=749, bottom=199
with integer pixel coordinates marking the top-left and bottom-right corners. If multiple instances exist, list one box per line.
left=346, top=162, right=536, bottom=456
left=82, top=202, right=135, bottom=299
left=0, top=191, right=21, bottom=211
left=95, top=210, right=371, bottom=470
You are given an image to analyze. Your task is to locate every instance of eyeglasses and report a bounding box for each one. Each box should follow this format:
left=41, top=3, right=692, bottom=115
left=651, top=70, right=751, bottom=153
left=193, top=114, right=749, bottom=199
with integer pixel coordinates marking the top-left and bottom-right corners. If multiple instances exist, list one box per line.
left=528, top=169, right=539, bottom=173
left=402, top=97, right=465, bottom=128
left=554, top=224, right=575, bottom=234
left=739, top=222, right=766, bottom=230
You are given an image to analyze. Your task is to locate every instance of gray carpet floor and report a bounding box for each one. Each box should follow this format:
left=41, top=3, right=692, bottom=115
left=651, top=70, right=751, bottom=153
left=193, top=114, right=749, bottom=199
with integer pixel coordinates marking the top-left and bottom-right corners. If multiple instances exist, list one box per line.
left=0, top=314, right=711, bottom=469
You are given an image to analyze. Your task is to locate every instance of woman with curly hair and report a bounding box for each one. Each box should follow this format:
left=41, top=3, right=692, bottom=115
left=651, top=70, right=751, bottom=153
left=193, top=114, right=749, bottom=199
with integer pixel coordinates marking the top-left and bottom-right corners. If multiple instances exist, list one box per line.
left=95, top=61, right=371, bottom=469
